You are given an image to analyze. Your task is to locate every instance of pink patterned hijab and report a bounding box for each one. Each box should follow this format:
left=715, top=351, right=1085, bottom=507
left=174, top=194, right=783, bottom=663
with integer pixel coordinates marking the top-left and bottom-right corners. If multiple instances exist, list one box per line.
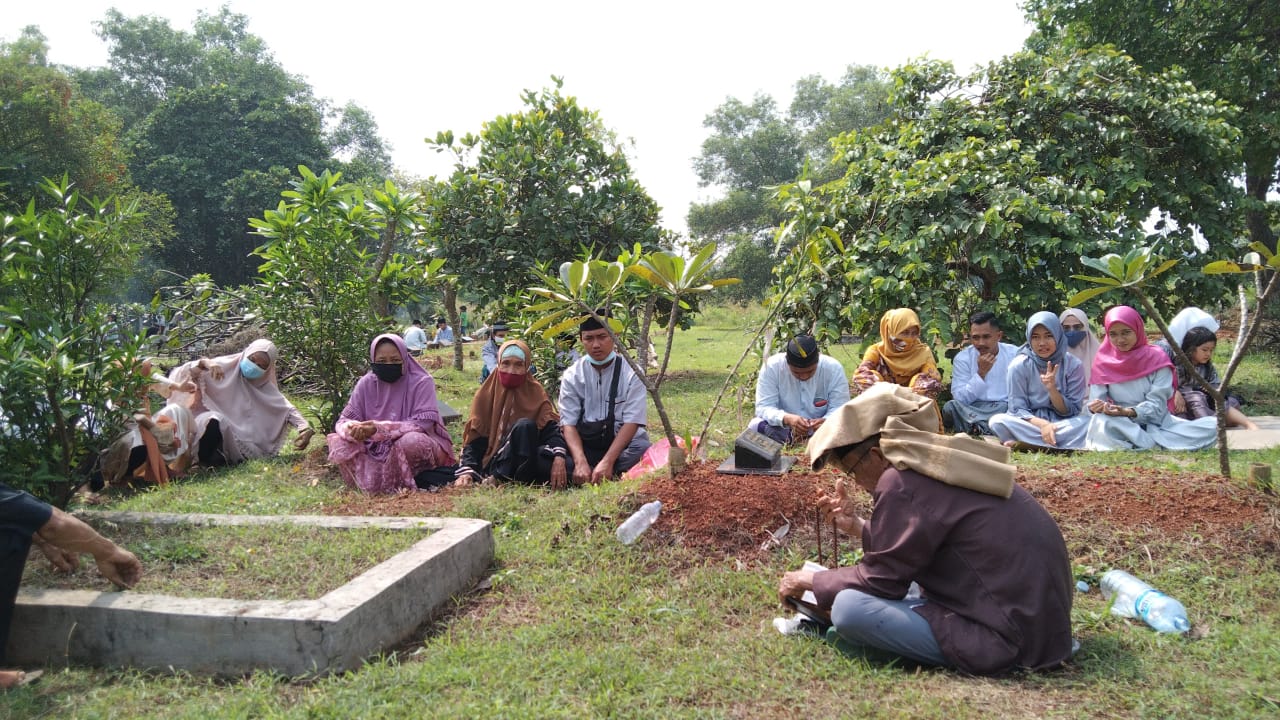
left=1091, top=306, right=1176, bottom=409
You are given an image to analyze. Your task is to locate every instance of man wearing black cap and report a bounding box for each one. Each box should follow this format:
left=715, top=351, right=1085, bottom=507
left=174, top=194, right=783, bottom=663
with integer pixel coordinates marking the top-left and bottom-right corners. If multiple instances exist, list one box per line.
left=480, top=321, right=509, bottom=381
left=558, top=310, right=651, bottom=484
left=749, top=335, right=851, bottom=445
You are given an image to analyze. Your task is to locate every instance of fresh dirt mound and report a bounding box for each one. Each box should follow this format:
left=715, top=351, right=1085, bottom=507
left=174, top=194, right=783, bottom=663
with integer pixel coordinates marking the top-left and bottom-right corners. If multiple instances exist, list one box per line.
left=638, top=459, right=1280, bottom=558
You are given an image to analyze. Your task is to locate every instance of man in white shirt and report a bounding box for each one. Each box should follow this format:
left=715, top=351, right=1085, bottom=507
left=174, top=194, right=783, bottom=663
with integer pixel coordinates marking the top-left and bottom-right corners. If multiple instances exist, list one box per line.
left=403, top=319, right=428, bottom=357
left=942, top=311, right=1018, bottom=435
left=750, top=335, right=851, bottom=445
left=559, top=311, right=650, bottom=483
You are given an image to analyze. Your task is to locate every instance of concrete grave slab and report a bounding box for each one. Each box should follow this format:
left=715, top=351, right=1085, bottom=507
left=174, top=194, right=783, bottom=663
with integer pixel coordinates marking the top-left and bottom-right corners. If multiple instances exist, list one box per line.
left=8, top=512, right=493, bottom=677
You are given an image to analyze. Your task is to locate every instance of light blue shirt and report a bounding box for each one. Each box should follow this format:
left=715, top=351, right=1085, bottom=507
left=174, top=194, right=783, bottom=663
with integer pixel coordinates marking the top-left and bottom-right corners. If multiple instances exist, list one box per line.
left=433, top=326, right=454, bottom=345
left=754, top=353, right=850, bottom=426
left=949, top=342, right=1019, bottom=404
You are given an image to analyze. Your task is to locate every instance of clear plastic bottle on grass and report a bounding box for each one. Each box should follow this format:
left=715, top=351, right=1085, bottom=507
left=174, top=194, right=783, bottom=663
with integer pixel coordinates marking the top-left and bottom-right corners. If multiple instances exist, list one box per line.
left=1100, top=569, right=1190, bottom=634
left=616, top=501, right=661, bottom=545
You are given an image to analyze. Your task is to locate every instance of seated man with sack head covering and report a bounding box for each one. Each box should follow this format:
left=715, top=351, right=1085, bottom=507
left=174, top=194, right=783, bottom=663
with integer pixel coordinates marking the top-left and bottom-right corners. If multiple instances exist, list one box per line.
left=559, top=310, right=651, bottom=484
left=777, top=383, right=1074, bottom=676
left=749, top=335, right=850, bottom=445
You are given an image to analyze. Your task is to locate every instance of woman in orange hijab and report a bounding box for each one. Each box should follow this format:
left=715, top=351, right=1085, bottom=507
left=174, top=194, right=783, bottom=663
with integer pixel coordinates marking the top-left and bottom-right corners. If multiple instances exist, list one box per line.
left=456, top=339, right=571, bottom=489
left=852, top=308, right=943, bottom=399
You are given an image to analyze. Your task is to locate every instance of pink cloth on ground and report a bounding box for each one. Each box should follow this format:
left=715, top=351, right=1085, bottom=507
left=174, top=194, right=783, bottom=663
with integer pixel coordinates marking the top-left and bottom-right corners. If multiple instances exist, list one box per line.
left=327, top=420, right=454, bottom=494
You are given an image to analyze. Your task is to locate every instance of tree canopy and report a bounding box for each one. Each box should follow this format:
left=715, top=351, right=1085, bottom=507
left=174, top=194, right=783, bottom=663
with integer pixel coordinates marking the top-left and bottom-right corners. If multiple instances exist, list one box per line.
left=1026, top=0, right=1280, bottom=254
left=0, top=28, right=130, bottom=207
left=427, top=80, right=669, bottom=308
left=769, top=47, right=1241, bottom=345
left=73, top=7, right=392, bottom=287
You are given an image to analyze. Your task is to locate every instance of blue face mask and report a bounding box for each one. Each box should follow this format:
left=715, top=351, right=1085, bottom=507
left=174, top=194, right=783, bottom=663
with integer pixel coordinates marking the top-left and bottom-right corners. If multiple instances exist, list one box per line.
left=1065, top=330, right=1087, bottom=348
left=587, top=350, right=617, bottom=367
left=239, top=357, right=266, bottom=380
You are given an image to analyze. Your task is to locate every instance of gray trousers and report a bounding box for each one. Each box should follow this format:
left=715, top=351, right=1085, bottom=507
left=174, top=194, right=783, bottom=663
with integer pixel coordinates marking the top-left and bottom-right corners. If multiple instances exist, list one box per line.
left=828, top=588, right=950, bottom=667
left=942, top=399, right=1007, bottom=435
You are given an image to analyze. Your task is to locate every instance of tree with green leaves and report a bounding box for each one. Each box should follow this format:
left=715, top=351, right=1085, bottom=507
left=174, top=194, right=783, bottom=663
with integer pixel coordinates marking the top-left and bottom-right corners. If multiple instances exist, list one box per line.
left=692, top=65, right=892, bottom=301
left=427, top=79, right=668, bottom=312
left=0, top=179, right=153, bottom=504
left=525, top=244, right=738, bottom=476
left=77, top=7, right=389, bottom=286
left=1070, top=244, right=1280, bottom=479
left=1027, top=0, right=1280, bottom=254
left=247, top=167, right=443, bottom=432
left=769, top=47, right=1241, bottom=346
left=0, top=27, right=130, bottom=208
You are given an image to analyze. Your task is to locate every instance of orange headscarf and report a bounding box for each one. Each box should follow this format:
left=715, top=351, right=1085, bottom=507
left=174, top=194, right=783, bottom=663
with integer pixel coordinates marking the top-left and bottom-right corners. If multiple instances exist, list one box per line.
left=463, top=339, right=559, bottom=466
left=863, top=308, right=938, bottom=386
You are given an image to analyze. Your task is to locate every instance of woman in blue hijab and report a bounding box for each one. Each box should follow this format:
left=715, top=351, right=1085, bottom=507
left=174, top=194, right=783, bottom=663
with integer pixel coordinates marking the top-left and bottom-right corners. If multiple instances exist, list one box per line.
left=988, top=311, right=1090, bottom=450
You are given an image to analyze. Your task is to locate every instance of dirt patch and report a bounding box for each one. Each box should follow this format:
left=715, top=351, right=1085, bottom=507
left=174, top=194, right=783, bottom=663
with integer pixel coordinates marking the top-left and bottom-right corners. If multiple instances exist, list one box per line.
left=636, top=459, right=1280, bottom=559
left=326, top=485, right=459, bottom=516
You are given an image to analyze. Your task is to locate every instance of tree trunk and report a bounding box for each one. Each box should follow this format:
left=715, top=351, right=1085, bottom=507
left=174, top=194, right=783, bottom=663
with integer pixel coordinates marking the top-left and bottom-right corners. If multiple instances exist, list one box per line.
left=443, top=283, right=463, bottom=371
left=369, top=225, right=397, bottom=318
left=1244, top=153, right=1278, bottom=255
left=637, top=295, right=657, bottom=371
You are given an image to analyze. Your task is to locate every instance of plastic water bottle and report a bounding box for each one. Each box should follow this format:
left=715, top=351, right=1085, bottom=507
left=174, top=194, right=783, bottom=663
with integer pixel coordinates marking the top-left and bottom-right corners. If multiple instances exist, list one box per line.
left=616, top=501, right=661, bottom=545
left=1100, top=569, right=1190, bottom=634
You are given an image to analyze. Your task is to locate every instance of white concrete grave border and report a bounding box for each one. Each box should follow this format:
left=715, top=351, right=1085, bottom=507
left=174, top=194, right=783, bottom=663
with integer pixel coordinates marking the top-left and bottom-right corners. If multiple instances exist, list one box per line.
left=8, top=511, right=494, bottom=677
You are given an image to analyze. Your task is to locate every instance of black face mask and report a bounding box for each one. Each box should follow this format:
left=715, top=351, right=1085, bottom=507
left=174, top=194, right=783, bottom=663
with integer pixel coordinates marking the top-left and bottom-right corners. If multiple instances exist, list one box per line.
left=371, top=362, right=402, bottom=383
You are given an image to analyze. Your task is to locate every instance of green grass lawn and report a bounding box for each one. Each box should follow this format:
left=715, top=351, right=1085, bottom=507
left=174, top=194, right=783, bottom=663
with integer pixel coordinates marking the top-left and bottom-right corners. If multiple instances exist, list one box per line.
left=6, top=304, right=1280, bottom=719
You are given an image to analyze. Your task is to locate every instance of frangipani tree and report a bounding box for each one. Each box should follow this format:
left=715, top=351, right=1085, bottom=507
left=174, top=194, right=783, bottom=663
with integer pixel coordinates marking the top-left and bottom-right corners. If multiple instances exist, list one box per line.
left=525, top=244, right=737, bottom=476
left=1070, top=245, right=1280, bottom=478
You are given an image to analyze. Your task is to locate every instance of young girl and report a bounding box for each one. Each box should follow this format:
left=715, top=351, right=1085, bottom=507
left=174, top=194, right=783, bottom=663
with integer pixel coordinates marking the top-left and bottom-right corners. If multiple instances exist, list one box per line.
left=1171, top=326, right=1259, bottom=429
left=1085, top=306, right=1216, bottom=451
left=989, top=312, right=1089, bottom=450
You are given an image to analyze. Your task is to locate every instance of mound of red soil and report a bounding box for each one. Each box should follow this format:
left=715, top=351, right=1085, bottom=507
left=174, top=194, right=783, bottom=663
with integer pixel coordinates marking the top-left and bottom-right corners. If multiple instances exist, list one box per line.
left=638, top=459, right=1279, bottom=557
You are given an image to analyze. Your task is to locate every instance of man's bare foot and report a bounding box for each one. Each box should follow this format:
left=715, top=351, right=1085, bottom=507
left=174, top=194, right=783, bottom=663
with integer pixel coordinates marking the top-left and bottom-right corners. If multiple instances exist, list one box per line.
left=1002, top=440, right=1017, bottom=448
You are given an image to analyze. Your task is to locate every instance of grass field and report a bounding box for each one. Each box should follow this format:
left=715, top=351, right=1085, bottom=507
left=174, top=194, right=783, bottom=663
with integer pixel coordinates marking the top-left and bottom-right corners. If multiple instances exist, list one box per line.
left=5, top=304, right=1280, bottom=719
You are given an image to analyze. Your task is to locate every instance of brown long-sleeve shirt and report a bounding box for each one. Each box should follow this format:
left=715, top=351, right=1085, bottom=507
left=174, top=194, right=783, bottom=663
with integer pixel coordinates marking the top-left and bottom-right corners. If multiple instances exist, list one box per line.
left=812, top=467, right=1073, bottom=675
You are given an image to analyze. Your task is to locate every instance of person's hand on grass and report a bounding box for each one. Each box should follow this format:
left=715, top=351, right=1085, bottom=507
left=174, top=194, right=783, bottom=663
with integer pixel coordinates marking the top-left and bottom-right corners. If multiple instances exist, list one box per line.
left=550, top=456, right=568, bottom=490
left=293, top=428, right=315, bottom=450
left=95, top=546, right=142, bottom=589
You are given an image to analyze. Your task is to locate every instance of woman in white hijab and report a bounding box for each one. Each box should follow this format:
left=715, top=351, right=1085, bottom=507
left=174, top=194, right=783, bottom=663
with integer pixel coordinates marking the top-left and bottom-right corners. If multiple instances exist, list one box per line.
left=167, top=339, right=314, bottom=466
left=1058, top=308, right=1102, bottom=384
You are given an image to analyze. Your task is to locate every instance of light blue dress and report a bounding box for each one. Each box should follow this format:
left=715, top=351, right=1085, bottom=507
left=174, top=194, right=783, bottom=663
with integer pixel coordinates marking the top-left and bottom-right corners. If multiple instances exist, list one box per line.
left=989, top=355, right=1090, bottom=449
left=1084, top=367, right=1217, bottom=450
left=989, top=312, right=1090, bottom=449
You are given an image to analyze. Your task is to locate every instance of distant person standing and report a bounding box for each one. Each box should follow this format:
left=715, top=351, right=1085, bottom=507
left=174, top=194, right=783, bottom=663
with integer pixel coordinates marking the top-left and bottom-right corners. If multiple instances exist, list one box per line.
left=403, top=319, right=428, bottom=357
left=459, top=305, right=470, bottom=338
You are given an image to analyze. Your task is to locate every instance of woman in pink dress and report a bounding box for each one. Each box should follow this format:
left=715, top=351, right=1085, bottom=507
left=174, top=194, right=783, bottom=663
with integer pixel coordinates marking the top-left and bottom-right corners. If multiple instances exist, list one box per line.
left=327, top=334, right=456, bottom=493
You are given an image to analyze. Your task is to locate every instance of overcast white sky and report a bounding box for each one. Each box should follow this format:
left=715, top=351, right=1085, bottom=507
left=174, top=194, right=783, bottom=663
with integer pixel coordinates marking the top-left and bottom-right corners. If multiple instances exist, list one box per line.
left=7, top=1, right=1033, bottom=236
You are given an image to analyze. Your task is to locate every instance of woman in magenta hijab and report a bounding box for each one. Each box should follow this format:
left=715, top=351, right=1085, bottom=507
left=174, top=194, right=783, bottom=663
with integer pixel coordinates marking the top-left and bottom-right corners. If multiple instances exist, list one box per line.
left=327, top=334, right=456, bottom=493
left=1084, top=306, right=1216, bottom=451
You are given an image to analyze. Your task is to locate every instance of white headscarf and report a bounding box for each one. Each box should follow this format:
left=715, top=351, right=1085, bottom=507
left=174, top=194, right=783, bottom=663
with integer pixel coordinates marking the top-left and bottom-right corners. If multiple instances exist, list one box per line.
left=1166, top=307, right=1219, bottom=349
